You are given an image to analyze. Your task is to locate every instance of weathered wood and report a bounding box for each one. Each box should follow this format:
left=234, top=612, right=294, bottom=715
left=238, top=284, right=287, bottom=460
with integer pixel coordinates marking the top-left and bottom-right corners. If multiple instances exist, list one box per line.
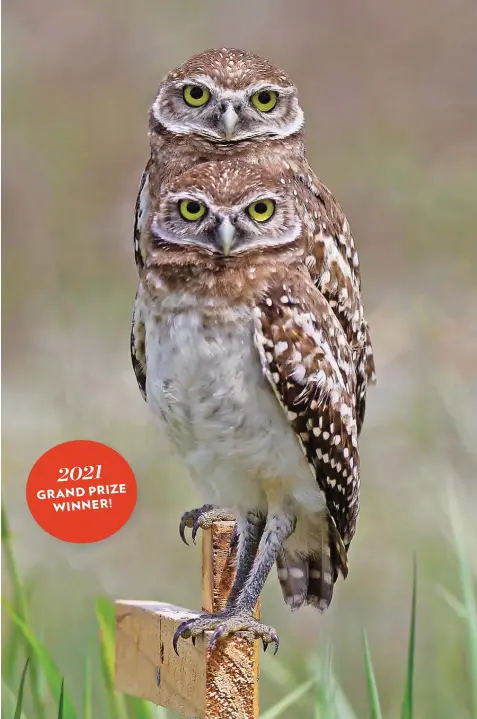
left=115, top=600, right=207, bottom=717
left=115, top=521, right=260, bottom=718
left=202, top=521, right=260, bottom=719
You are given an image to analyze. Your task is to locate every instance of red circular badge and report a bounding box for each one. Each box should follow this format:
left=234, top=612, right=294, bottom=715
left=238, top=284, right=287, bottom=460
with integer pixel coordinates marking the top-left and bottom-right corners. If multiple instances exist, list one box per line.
left=26, top=440, right=137, bottom=543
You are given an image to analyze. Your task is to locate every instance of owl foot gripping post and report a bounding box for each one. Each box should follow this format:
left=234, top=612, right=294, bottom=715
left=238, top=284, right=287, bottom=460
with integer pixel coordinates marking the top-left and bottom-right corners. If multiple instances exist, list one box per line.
left=115, top=521, right=261, bottom=719
left=179, top=504, right=236, bottom=545
left=174, top=510, right=286, bottom=655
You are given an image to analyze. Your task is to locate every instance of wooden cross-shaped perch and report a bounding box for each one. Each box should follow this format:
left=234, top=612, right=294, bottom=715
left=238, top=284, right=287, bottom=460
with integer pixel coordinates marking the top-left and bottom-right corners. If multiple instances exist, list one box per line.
left=115, top=521, right=260, bottom=718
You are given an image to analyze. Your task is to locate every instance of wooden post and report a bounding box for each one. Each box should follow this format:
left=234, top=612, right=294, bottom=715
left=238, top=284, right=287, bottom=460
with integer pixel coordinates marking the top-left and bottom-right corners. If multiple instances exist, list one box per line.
left=115, top=521, right=260, bottom=718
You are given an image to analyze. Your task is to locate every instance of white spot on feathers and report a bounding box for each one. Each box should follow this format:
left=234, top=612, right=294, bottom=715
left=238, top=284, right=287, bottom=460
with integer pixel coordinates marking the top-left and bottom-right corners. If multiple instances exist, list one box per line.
left=275, top=341, right=288, bottom=356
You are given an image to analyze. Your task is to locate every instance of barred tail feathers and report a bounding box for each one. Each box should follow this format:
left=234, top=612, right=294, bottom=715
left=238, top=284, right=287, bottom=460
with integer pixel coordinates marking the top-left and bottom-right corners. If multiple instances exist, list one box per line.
left=276, top=550, right=308, bottom=610
left=276, top=518, right=348, bottom=611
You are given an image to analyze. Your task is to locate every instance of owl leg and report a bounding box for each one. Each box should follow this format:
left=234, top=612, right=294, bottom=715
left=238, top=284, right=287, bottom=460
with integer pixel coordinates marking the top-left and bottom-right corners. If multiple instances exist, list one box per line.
left=234, top=511, right=297, bottom=615
left=179, top=504, right=236, bottom=545
left=225, top=510, right=266, bottom=606
left=173, top=510, right=295, bottom=654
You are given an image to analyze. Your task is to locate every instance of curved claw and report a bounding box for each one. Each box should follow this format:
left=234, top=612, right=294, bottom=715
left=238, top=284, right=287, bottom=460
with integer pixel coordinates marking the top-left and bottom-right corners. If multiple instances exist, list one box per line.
left=270, top=632, right=280, bottom=655
left=179, top=505, right=215, bottom=547
left=173, top=619, right=193, bottom=655
left=191, top=517, right=202, bottom=544
left=179, top=517, right=190, bottom=546
left=261, top=632, right=279, bottom=654
left=208, top=625, right=226, bottom=652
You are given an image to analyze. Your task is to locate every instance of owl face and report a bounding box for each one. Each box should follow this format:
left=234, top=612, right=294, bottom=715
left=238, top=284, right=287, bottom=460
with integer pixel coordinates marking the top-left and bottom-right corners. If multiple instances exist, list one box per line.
left=151, top=160, right=301, bottom=257
left=151, top=48, right=304, bottom=143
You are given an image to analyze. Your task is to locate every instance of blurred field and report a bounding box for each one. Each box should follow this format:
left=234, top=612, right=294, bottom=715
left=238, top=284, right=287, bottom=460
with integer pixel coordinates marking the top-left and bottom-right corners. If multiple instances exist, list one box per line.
left=2, top=0, right=477, bottom=716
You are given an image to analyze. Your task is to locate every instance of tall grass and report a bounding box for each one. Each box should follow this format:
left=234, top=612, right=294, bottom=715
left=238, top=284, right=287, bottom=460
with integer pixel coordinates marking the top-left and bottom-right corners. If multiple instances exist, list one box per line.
left=2, top=494, right=476, bottom=718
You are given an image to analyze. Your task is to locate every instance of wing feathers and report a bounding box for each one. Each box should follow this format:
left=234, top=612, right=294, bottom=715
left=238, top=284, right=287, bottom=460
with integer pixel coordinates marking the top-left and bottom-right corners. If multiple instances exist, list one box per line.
left=253, top=272, right=360, bottom=547
left=130, top=291, right=147, bottom=401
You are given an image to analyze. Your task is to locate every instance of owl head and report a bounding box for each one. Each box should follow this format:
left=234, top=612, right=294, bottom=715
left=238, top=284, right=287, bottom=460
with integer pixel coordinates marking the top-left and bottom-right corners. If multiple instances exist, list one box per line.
left=150, top=48, right=304, bottom=143
left=149, top=159, right=302, bottom=258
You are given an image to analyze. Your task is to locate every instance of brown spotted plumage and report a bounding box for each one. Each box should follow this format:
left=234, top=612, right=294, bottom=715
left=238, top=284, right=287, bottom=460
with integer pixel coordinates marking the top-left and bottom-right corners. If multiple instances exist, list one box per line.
left=134, top=159, right=372, bottom=650
left=131, top=48, right=376, bottom=422
left=253, top=274, right=358, bottom=606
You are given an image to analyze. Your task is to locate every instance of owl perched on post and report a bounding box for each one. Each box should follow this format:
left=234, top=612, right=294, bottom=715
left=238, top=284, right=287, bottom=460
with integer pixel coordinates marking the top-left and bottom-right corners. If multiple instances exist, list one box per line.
left=135, top=159, right=363, bottom=651
left=131, top=49, right=376, bottom=604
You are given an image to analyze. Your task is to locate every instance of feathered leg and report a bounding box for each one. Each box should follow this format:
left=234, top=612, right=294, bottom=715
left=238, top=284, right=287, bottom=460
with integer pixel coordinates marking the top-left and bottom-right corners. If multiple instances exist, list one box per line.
left=173, top=510, right=295, bottom=653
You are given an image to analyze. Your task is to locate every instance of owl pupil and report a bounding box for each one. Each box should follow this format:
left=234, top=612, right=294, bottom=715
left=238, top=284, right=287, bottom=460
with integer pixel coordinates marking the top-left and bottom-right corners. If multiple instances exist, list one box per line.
left=187, top=201, right=201, bottom=214
left=190, top=86, right=203, bottom=99
left=258, top=91, right=271, bottom=105
left=255, top=202, right=267, bottom=214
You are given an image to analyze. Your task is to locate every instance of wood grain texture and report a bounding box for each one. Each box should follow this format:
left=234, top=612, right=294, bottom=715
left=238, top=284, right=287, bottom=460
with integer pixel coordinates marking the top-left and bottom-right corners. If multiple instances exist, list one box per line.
left=115, top=600, right=207, bottom=717
left=202, top=522, right=260, bottom=719
left=114, top=522, right=260, bottom=718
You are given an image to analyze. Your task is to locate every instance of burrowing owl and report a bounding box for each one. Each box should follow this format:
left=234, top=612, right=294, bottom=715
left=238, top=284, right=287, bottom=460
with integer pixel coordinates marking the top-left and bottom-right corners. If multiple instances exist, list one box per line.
left=132, top=50, right=375, bottom=402
left=131, top=47, right=376, bottom=597
left=133, top=47, right=305, bottom=273
left=135, top=159, right=363, bottom=651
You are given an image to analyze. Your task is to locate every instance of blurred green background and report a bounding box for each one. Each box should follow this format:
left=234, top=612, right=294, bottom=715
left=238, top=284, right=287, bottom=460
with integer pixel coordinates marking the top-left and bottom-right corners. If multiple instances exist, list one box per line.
left=2, top=0, right=477, bottom=716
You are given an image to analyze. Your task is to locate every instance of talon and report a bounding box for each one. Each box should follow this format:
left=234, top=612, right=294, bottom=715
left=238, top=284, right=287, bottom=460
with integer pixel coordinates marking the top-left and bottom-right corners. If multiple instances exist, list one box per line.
left=191, top=519, right=201, bottom=544
left=179, top=505, right=217, bottom=547
left=191, top=636, right=196, bottom=647
left=173, top=629, right=181, bottom=656
left=209, top=625, right=226, bottom=651
left=179, top=519, right=189, bottom=546
left=272, top=633, right=280, bottom=655
left=262, top=638, right=268, bottom=652
left=173, top=619, right=193, bottom=655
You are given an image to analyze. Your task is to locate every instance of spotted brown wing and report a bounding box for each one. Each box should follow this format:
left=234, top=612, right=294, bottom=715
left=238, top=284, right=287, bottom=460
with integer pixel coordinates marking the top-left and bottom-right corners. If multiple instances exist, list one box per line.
left=133, top=162, right=151, bottom=272
left=285, top=163, right=376, bottom=434
left=130, top=291, right=147, bottom=401
left=253, top=270, right=360, bottom=552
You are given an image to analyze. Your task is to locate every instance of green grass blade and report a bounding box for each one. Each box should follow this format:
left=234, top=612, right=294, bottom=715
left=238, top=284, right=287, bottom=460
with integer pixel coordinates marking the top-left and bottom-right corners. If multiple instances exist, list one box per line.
left=2, top=679, right=29, bottom=719
left=2, top=504, right=29, bottom=636
left=260, top=677, right=315, bottom=719
left=261, top=652, right=317, bottom=716
left=260, top=652, right=298, bottom=687
left=401, top=558, right=417, bottom=719
left=448, top=485, right=477, bottom=716
left=2, top=504, right=46, bottom=719
left=13, top=656, right=30, bottom=719
left=362, top=631, right=383, bottom=719
left=57, top=679, right=65, bottom=719
left=311, top=649, right=358, bottom=719
left=82, top=657, right=92, bottom=719
left=124, top=695, right=164, bottom=719
left=436, top=585, right=467, bottom=619
left=332, top=689, right=360, bottom=719
left=3, top=599, right=78, bottom=719
left=311, top=645, right=335, bottom=719
left=95, top=597, right=128, bottom=719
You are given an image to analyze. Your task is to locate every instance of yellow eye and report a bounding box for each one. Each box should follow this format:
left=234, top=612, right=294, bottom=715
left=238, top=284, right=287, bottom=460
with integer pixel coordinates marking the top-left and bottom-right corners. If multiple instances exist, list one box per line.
left=179, top=199, right=207, bottom=221
left=183, top=85, right=210, bottom=107
left=251, top=90, right=278, bottom=112
left=247, top=199, right=276, bottom=222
